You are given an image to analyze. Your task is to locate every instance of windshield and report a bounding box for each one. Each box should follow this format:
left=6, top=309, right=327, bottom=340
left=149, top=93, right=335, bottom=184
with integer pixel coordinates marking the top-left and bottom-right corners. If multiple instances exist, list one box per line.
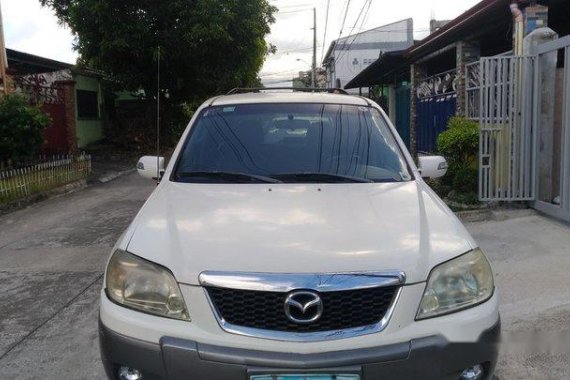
left=173, top=103, right=412, bottom=183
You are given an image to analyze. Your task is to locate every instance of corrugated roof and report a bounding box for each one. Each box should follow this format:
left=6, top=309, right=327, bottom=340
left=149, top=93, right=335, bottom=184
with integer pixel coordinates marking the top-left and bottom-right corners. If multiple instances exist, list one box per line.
left=6, top=48, right=73, bottom=74
left=406, top=0, right=510, bottom=61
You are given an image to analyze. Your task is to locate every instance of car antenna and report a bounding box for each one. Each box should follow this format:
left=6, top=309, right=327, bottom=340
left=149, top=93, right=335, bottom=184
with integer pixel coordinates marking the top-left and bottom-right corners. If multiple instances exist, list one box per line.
left=156, top=46, right=161, bottom=185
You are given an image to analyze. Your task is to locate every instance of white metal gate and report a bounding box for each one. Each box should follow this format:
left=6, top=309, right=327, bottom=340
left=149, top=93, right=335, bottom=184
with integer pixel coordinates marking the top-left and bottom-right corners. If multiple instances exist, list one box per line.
left=471, top=35, right=570, bottom=222
left=473, top=56, right=537, bottom=201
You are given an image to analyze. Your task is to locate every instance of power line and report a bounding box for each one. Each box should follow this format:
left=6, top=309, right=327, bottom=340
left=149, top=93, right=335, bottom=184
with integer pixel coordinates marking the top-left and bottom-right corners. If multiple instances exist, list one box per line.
left=334, top=0, right=371, bottom=65
left=275, top=44, right=325, bottom=56
left=259, top=69, right=301, bottom=78
left=275, top=26, right=429, bottom=59
left=361, top=0, right=374, bottom=30
left=271, top=2, right=314, bottom=9
left=347, top=0, right=370, bottom=38
left=336, top=0, right=351, bottom=41
left=277, top=8, right=313, bottom=15
left=320, top=0, right=331, bottom=64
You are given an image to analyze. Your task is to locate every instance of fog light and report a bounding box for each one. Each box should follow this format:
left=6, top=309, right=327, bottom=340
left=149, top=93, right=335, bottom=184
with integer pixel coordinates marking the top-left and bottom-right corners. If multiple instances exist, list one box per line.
left=118, top=366, right=143, bottom=380
left=460, top=364, right=484, bottom=380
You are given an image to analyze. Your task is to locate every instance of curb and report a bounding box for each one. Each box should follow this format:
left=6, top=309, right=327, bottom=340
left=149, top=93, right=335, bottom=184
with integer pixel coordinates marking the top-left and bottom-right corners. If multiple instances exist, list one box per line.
left=96, top=169, right=136, bottom=184
left=457, top=208, right=538, bottom=223
left=0, top=168, right=137, bottom=217
left=456, top=209, right=491, bottom=223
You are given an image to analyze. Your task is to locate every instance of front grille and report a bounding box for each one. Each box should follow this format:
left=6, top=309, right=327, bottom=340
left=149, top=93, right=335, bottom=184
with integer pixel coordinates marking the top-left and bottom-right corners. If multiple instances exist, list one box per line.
left=206, top=286, right=398, bottom=333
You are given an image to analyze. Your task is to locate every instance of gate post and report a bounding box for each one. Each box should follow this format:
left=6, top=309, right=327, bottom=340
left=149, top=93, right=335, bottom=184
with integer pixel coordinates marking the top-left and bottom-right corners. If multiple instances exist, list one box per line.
left=456, top=40, right=480, bottom=116
left=56, top=80, right=78, bottom=154
left=410, top=63, right=426, bottom=159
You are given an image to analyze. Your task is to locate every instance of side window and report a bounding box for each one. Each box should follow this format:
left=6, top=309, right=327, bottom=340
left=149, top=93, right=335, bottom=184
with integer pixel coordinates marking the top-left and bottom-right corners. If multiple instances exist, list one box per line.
left=77, top=90, right=99, bottom=119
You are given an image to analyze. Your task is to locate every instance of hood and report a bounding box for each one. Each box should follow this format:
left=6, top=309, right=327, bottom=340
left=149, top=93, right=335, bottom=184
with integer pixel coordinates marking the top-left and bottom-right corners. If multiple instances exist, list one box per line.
left=126, top=181, right=475, bottom=285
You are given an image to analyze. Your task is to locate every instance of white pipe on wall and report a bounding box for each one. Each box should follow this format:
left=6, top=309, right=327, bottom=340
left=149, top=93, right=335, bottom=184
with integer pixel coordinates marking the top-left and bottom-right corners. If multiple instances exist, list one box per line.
left=510, top=2, right=524, bottom=56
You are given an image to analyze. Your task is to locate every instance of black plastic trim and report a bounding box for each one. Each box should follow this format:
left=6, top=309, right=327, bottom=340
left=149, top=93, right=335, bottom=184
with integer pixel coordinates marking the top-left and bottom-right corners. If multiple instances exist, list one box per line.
left=193, top=338, right=409, bottom=368
left=99, top=317, right=500, bottom=380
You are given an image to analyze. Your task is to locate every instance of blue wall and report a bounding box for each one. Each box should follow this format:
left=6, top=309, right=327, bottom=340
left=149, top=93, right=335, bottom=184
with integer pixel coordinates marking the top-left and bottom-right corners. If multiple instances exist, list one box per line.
left=395, top=85, right=411, bottom=148
left=415, top=94, right=456, bottom=153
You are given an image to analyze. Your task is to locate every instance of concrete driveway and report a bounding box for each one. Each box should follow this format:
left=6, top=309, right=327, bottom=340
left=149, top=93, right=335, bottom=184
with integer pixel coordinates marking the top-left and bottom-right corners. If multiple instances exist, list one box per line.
left=0, top=173, right=153, bottom=379
left=468, top=214, right=570, bottom=379
left=0, top=173, right=569, bottom=379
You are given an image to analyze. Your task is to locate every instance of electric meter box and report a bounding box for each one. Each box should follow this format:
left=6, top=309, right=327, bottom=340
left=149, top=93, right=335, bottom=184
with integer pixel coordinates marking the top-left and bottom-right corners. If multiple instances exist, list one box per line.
left=524, top=5, right=549, bottom=36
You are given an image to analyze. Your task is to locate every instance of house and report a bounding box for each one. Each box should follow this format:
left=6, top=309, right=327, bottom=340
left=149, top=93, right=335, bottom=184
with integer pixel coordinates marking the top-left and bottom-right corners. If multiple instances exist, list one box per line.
left=322, top=19, right=414, bottom=95
left=6, top=48, right=110, bottom=153
left=345, top=0, right=570, bottom=223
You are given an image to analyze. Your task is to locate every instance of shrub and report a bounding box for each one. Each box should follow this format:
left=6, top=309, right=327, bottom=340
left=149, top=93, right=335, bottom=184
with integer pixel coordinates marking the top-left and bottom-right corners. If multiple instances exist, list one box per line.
left=436, top=116, right=479, bottom=198
left=452, top=167, right=479, bottom=193
left=437, top=116, right=479, bottom=168
left=0, top=95, right=51, bottom=162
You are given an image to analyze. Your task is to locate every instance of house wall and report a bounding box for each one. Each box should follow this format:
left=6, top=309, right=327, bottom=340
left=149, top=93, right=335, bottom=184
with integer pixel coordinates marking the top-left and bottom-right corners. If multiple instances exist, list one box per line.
left=408, top=40, right=482, bottom=155
left=74, top=74, right=103, bottom=148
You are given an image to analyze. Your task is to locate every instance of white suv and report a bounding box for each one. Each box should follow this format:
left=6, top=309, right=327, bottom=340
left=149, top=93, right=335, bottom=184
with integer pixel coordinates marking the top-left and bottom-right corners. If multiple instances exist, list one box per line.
left=99, top=90, right=500, bottom=380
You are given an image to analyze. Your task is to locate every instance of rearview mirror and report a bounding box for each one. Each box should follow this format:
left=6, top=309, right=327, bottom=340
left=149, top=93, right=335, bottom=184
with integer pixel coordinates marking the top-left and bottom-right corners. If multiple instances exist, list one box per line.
left=137, top=156, right=165, bottom=180
left=418, top=155, right=448, bottom=179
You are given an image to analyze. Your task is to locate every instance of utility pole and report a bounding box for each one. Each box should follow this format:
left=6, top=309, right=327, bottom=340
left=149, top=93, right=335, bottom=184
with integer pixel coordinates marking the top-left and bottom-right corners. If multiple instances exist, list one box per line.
left=156, top=46, right=161, bottom=184
left=0, top=2, right=8, bottom=95
left=312, top=7, right=317, bottom=88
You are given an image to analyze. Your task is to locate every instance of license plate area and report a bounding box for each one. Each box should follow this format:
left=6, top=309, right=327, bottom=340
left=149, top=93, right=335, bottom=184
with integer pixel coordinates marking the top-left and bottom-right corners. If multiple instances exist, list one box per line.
left=250, top=375, right=360, bottom=380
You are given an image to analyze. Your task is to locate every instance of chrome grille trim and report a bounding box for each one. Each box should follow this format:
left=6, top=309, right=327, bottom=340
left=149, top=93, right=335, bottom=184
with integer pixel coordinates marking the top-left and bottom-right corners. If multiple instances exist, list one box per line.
left=199, top=270, right=406, bottom=292
left=199, top=271, right=405, bottom=342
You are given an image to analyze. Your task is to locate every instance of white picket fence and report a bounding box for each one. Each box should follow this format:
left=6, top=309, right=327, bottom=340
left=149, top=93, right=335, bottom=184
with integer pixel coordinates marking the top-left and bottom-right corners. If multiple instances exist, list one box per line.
left=0, top=154, right=92, bottom=202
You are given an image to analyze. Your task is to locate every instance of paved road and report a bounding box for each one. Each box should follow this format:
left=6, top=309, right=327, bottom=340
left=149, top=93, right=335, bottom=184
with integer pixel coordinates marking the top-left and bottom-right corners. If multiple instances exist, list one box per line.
left=0, top=173, right=154, bottom=379
left=0, top=174, right=569, bottom=379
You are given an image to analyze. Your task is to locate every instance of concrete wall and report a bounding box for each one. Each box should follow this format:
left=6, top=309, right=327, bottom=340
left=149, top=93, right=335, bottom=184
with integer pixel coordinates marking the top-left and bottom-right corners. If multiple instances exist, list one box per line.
left=74, top=74, right=103, bottom=148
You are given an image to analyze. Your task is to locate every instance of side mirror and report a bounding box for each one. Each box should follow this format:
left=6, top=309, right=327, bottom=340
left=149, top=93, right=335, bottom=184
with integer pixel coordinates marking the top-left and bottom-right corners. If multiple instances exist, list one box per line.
left=137, top=156, right=165, bottom=180
left=418, top=155, right=448, bottom=179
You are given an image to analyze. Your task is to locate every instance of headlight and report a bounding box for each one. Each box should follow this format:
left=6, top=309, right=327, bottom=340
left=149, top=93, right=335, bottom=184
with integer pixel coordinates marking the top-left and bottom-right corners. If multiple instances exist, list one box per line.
left=105, top=250, right=190, bottom=321
left=416, top=248, right=494, bottom=320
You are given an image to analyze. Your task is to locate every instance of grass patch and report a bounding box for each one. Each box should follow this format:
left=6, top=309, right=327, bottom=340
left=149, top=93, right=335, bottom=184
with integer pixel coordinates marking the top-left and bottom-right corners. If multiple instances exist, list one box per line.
left=0, top=158, right=90, bottom=204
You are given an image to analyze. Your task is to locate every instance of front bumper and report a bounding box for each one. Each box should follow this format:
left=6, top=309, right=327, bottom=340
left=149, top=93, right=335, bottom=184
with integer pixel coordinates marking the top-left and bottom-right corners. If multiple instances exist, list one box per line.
left=99, top=318, right=500, bottom=380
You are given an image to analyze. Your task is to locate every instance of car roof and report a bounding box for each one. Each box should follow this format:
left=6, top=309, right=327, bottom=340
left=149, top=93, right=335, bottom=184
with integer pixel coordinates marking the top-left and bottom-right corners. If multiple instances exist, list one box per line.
left=209, top=92, right=371, bottom=107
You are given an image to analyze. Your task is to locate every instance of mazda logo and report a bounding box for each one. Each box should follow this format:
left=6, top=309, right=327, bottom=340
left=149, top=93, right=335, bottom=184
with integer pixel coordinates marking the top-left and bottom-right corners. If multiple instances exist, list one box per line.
left=284, top=290, right=323, bottom=324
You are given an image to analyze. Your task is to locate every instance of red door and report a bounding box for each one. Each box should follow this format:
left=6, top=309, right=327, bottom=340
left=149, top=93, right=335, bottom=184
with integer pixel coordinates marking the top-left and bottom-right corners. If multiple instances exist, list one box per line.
left=41, top=102, right=68, bottom=154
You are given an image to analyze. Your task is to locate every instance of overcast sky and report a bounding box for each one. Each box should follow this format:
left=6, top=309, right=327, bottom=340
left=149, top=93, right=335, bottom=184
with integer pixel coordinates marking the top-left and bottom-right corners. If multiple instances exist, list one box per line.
left=2, top=0, right=481, bottom=84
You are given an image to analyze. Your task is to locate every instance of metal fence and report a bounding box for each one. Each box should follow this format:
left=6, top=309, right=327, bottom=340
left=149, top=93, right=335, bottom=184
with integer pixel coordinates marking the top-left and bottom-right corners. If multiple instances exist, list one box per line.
left=415, top=69, right=458, bottom=153
left=478, top=56, right=536, bottom=201
left=0, top=154, right=91, bottom=203
left=466, top=61, right=481, bottom=120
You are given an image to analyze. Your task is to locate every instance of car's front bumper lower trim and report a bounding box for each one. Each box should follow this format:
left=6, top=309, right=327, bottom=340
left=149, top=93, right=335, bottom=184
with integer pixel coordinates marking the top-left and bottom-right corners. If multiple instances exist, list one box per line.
left=99, top=318, right=500, bottom=380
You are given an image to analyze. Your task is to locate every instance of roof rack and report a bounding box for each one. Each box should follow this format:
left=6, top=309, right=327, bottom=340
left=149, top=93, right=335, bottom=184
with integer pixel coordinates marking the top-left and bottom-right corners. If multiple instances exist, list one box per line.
left=226, top=87, right=349, bottom=95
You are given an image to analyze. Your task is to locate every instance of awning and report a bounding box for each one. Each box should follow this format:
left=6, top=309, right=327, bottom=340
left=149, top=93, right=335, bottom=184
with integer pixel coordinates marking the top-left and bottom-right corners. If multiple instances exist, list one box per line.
left=344, top=50, right=407, bottom=89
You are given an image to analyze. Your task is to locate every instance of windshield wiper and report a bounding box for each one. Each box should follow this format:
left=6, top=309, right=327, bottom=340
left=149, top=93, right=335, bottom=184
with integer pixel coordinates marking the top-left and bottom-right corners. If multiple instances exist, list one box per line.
left=271, top=172, right=374, bottom=183
left=176, top=171, right=282, bottom=184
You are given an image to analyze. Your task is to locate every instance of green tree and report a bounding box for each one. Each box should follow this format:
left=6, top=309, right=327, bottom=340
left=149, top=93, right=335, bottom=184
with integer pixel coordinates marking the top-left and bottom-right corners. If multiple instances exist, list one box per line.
left=0, top=95, right=51, bottom=162
left=40, top=0, right=276, bottom=112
